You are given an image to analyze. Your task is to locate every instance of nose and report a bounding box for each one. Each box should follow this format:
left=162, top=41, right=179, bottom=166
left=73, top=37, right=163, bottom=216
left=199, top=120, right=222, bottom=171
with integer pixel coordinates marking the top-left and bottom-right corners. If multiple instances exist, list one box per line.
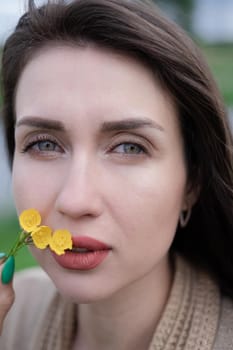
left=55, top=156, right=103, bottom=220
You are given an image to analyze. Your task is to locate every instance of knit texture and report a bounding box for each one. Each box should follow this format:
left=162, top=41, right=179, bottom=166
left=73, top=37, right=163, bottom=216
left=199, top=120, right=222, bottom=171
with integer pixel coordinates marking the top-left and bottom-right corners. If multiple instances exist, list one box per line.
left=33, top=293, right=77, bottom=350
left=148, top=257, right=220, bottom=350
left=30, top=256, right=220, bottom=350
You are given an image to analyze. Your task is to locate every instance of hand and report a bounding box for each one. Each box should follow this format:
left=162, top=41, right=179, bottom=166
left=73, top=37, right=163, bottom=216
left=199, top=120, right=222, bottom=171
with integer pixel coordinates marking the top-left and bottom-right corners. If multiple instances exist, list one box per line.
left=0, top=254, right=15, bottom=335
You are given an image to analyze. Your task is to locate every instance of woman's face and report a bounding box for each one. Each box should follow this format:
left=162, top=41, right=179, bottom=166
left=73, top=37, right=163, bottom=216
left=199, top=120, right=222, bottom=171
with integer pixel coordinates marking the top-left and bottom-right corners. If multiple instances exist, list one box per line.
left=13, top=45, right=188, bottom=302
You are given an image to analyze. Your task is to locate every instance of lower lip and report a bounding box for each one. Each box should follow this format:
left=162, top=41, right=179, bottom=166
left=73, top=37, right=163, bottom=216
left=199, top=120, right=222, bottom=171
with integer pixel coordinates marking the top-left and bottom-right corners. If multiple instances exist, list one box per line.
left=52, top=249, right=110, bottom=271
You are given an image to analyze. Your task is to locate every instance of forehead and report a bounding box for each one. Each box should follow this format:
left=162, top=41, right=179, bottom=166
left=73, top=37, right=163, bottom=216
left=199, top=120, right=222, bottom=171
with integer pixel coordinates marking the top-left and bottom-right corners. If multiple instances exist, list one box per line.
left=15, top=44, right=179, bottom=134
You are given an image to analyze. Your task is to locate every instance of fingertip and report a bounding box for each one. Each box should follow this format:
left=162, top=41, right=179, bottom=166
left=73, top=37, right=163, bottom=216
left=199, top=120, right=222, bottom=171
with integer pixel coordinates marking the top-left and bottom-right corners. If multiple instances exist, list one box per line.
left=1, top=256, right=15, bottom=285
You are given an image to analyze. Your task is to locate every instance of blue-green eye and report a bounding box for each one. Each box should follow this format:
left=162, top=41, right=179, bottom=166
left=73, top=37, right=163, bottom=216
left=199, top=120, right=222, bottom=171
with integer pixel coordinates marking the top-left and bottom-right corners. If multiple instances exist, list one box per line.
left=22, top=137, right=63, bottom=155
left=113, top=142, right=145, bottom=154
left=36, top=140, right=58, bottom=151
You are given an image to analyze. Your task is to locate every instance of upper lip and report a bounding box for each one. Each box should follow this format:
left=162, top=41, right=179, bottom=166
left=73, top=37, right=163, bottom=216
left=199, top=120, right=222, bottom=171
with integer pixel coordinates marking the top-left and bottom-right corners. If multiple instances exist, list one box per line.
left=71, top=236, right=111, bottom=251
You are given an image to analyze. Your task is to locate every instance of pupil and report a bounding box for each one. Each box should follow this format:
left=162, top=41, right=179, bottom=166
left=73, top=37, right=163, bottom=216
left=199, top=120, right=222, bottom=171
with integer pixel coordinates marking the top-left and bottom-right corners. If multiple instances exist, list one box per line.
left=39, top=141, right=55, bottom=151
left=124, top=143, right=140, bottom=154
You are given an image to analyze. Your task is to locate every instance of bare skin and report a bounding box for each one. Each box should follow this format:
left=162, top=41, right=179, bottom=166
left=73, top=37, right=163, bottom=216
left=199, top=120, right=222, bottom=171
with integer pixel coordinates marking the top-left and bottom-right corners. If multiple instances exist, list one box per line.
left=72, top=258, right=173, bottom=350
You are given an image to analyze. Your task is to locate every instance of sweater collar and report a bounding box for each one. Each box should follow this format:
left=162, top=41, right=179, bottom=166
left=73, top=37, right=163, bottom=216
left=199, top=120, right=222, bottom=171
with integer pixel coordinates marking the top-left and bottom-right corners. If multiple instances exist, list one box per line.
left=148, top=255, right=220, bottom=350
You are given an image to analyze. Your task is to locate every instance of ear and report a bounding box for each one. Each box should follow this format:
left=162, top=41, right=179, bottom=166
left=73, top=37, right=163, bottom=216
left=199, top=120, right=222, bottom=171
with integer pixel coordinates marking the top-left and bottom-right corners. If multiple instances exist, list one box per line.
left=182, top=183, right=200, bottom=211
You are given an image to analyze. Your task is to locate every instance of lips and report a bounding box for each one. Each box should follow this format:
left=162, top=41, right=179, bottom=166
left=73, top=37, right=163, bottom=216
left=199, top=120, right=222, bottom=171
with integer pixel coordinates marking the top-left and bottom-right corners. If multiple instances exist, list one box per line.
left=71, top=236, right=110, bottom=251
left=52, top=236, right=111, bottom=271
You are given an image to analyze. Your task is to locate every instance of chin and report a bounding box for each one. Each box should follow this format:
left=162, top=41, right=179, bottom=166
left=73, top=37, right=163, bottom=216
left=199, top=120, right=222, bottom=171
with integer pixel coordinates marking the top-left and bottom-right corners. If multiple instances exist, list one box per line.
left=55, top=282, right=115, bottom=304
left=44, top=269, right=113, bottom=304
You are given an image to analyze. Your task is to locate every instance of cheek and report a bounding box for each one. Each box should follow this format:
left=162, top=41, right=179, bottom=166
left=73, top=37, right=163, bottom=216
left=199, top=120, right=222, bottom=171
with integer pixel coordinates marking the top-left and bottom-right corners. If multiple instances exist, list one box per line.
left=114, top=182, right=185, bottom=275
left=12, top=158, right=61, bottom=215
left=113, top=164, right=186, bottom=222
left=12, top=161, right=28, bottom=213
left=110, top=161, right=186, bottom=247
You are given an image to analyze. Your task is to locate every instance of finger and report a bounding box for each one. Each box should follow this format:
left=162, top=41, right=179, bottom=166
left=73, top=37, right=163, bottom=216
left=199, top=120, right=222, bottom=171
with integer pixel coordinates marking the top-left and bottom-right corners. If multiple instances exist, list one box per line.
left=0, top=257, right=15, bottom=335
left=1, top=256, right=15, bottom=285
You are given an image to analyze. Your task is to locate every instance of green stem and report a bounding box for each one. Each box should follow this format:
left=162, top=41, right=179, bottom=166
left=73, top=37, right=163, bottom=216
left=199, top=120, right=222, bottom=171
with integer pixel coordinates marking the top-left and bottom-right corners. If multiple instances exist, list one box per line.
left=7, top=230, right=31, bottom=257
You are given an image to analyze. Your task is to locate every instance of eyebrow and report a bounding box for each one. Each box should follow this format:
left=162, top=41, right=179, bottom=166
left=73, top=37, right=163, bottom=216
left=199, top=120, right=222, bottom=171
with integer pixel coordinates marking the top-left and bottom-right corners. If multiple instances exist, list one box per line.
left=100, top=118, right=164, bottom=133
left=16, top=117, right=65, bottom=131
left=15, top=116, right=164, bottom=133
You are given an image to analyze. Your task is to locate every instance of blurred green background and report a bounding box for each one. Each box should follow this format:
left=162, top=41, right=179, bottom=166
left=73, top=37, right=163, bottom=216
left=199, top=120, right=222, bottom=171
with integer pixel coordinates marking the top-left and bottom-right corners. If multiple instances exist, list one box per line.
left=0, top=0, right=232, bottom=271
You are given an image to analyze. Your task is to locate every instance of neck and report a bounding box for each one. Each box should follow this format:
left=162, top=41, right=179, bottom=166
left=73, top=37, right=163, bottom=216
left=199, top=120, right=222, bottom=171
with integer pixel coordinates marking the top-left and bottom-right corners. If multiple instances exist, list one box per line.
left=72, top=256, right=173, bottom=350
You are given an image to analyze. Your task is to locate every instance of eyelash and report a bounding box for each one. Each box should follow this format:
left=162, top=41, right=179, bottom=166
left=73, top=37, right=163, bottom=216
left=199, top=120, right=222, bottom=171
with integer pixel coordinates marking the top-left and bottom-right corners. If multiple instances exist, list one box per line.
left=21, top=135, right=63, bottom=154
left=21, top=135, right=149, bottom=157
left=109, top=141, right=147, bottom=155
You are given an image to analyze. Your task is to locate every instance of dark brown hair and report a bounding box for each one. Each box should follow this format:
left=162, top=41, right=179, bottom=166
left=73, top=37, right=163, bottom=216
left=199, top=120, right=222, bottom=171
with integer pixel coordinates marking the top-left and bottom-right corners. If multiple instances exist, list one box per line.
left=1, top=0, right=233, bottom=297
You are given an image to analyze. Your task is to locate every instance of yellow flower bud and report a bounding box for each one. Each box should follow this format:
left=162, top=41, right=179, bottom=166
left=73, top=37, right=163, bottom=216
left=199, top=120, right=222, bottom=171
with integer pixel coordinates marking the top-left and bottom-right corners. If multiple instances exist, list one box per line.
left=49, top=229, right=72, bottom=255
left=31, top=226, right=52, bottom=249
left=19, top=209, right=41, bottom=232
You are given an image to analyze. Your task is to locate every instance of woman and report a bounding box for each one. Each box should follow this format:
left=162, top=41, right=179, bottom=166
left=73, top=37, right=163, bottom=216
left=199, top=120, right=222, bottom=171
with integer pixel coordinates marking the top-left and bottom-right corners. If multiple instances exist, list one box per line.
left=0, top=0, right=233, bottom=349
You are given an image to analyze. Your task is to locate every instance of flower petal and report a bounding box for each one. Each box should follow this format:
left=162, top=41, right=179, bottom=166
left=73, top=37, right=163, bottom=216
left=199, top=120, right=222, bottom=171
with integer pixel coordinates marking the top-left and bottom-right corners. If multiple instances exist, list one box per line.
left=49, top=229, right=72, bottom=255
left=19, top=209, right=41, bottom=232
left=31, top=226, right=52, bottom=249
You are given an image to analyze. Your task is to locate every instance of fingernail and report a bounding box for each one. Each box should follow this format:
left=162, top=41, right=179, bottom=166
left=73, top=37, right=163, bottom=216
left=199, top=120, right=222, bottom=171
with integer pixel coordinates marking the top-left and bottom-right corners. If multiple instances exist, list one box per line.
left=1, top=256, right=15, bottom=285
left=0, top=252, right=6, bottom=259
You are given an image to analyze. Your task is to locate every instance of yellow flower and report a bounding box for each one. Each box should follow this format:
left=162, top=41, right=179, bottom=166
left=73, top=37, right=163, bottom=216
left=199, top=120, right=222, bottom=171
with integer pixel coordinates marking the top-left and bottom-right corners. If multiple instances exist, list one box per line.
left=49, top=229, right=72, bottom=255
left=9, top=208, right=73, bottom=259
left=19, top=209, right=41, bottom=232
left=31, top=226, right=52, bottom=249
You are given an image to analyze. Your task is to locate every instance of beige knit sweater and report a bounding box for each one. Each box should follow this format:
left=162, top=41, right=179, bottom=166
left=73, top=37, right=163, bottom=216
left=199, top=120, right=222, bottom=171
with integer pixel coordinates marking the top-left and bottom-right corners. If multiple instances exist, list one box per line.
left=1, top=256, right=233, bottom=350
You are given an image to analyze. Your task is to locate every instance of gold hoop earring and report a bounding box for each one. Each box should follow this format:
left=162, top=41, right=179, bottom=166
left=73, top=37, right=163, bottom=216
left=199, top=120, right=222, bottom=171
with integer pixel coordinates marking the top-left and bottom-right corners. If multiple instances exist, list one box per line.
left=179, top=208, right=192, bottom=228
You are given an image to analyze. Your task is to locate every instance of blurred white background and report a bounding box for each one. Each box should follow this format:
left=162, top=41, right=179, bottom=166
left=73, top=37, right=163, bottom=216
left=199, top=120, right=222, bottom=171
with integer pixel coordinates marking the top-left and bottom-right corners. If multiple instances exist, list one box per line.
left=0, top=123, right=13, bottom=215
